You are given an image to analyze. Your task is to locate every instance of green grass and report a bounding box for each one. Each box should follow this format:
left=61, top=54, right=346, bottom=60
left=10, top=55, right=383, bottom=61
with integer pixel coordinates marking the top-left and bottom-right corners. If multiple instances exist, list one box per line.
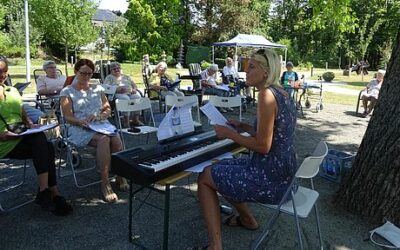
left=323, top=92, right=359, bottom=106
left=5, top=60, right=367, bottom=107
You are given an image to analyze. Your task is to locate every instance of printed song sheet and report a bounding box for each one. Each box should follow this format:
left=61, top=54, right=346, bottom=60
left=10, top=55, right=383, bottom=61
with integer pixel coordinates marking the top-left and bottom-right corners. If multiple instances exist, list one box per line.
left=88, top=122, right=117, bottom=136
left=12, top=123, right=58, bottom=137
left=200, top=102, right=234, bottom=130
left=157, top=103, right=195, bottom=141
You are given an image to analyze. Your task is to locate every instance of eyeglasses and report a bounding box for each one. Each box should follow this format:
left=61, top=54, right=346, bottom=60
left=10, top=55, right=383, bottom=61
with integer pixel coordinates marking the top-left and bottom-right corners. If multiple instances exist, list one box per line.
left=78, top=71, right=93, bottom=76
left=112, top=67, right=120, bottom=71
left=47, top=66, right=57, bottom=69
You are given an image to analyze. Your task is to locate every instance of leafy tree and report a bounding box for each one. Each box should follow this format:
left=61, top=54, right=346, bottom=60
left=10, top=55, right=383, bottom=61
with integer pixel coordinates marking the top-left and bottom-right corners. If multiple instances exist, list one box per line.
left=103, top=18, right=131, bottom=59
left=124, top=0, right=184, bottom=61
left=188, top=0, right=262, bottom=45
left=30, top=0, right=97, bottom=74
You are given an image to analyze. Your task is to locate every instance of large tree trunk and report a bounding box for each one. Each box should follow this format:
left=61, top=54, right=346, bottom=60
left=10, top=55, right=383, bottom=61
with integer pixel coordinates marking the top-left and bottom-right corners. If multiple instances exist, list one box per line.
left=335, top=28, right=400, bottom=224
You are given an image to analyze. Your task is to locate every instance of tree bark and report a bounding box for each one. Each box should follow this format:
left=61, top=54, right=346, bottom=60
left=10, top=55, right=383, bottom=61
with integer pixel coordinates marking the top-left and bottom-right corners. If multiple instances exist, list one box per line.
left=335, top=28, right=400, bottom=224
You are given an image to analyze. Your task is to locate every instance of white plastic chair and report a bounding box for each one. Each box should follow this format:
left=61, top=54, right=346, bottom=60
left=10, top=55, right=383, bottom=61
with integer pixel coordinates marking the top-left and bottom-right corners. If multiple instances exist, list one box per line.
left=115, top=98, right=158, bottom=148
left=0, top=159, right=34, bottom=212
left=208, top=95, right=242, bottom=121
left=165, top=95, right=201, bottom=127
left=101, top=84, right=117, bottom=101
left=251, top=141, right=328, bottom=250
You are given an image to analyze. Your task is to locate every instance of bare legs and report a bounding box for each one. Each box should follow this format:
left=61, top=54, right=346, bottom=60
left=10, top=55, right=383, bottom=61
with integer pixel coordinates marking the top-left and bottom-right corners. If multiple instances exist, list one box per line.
left=197, top=167, right=258, bottom=250
left=89, top=133, right=124, bottom=202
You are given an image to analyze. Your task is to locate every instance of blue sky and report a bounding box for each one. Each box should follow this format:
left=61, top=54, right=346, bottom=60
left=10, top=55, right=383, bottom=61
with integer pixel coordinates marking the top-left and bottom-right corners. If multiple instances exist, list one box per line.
left=98, top=0, right=129, bottom=13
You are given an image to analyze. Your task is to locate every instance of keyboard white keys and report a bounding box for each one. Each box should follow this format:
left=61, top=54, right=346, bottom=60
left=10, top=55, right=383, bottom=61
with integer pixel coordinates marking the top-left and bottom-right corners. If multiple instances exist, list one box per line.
left=138, top=138, right=234, bottom=172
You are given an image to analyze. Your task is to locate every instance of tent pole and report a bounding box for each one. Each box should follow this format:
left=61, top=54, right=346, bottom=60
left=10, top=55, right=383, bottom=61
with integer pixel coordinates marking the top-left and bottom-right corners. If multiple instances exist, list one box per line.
left=284, top=48, right=287, bottom=65
left=212, top=46, right=215, bottom=63
left=234, top=46, right=238, bottom=71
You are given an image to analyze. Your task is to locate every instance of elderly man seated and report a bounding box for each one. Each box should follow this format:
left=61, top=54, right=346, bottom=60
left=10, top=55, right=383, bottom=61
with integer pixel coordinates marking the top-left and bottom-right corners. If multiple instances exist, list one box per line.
left=200, top=64, right=230, bottom=97
left=360, top=70, right=385, bottom=117
left=36, top=60, right=66, bottom=96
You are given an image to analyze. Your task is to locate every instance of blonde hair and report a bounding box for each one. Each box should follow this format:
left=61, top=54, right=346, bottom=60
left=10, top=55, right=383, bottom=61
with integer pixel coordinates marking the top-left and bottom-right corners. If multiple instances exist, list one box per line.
left=156, top=61, right=167, bottom=72
left=250, top=49, right=281, bottom=88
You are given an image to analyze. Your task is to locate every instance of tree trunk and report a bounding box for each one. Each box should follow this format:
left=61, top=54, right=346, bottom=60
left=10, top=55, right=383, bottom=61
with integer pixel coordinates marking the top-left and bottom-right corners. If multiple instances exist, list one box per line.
left=335, top=28, right=400, bottom=224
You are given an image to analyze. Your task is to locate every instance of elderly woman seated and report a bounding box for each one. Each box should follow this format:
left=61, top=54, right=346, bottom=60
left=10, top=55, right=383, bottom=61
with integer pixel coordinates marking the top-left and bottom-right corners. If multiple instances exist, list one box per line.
left=149, top=62, right=184, bottom=98
left=60, top=59, right=127, bottom=203
left=103, top=62, right=143, bottom=126
left=360, top=70, right=385, bottom=117
left=36, top=60, right=66, bottom=96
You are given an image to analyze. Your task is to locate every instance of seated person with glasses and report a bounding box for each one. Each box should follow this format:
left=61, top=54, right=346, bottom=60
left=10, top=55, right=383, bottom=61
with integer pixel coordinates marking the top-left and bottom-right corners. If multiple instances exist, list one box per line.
left=103, top=62, right=143, bottom=126
left=149, top=61, right=184, bottom=98
left=200, top=64, right=230, bottom=97
left=0, top=56, right=72, bottom=216
left=60, top=59, right=127, bottom=203
left=36, top=60, right=66, bottom=96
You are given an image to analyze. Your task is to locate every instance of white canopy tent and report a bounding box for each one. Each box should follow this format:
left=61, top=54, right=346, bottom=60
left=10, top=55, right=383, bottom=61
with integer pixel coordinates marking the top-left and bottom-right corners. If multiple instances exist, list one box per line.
left=212, top=34, right=287, bottom=70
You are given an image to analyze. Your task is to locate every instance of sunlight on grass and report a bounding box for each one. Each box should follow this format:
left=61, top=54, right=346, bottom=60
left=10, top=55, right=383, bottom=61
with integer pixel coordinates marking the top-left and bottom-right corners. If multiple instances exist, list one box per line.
left=323, top=92, right=358, bottom=106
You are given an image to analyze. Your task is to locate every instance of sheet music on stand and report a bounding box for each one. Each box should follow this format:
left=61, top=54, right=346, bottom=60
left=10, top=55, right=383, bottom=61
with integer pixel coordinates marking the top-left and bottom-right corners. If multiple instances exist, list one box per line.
left=200, top=102, right=235, bottom=130
left=157, top=103, right=195, bottom=141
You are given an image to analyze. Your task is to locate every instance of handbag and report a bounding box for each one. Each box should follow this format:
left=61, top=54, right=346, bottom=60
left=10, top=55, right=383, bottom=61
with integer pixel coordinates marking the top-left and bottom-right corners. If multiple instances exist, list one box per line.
left=38, top=114, right=60, bottom=140
left=0, top=113, right=28, bottom=134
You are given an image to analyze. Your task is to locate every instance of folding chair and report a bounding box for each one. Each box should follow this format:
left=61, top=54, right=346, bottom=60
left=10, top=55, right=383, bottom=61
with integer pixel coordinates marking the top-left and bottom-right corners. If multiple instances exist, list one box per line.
left=115, top=98, right=158, bottom=148
left=209, top=95, right=242, bottom=121
left=143, top=71, right=164, bottom=113
left=57, top=109, right=101, bottom=188
left=251, top=141, right=328, bottom=250
left=165, top=95, right=202, bottom=127
left=0, top=159, right=34, bottom=212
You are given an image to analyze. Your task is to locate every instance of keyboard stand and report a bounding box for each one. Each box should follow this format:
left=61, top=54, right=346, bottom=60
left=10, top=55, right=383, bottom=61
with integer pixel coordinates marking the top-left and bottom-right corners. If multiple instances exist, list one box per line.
left=128, top=171, right=191, bottom=250
left=127, top=147, right=247, bottom=249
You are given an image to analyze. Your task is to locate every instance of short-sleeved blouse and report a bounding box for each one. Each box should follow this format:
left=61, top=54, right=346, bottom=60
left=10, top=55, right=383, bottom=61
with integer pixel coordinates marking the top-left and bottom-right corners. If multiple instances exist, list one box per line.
left=59, top=84, right=108, bottom=146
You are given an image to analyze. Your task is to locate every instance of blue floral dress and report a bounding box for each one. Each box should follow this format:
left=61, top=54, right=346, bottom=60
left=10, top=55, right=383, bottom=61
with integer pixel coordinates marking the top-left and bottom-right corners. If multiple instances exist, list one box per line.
left=211, top=86, right=297, bottom=204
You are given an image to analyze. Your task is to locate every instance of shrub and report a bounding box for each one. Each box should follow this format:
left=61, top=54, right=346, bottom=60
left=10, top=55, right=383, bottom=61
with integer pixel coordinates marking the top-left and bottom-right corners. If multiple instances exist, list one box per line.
left=298, top=61, right=313, bottom=70
left=322, top=71, right=335, bottom=82
left=200, top=61, right=210, bottom=70
left=166, top=55, right=176, bottom=66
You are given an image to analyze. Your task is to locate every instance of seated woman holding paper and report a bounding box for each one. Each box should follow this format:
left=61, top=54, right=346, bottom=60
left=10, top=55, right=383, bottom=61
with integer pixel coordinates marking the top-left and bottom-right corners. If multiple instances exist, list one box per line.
left=149, top=61, right=184, bottom=98
left=0, top=56, right=72, bottom=216
left=36, top=60, right=66, bottom=95
left=360, top=70, right=385, bottom=117
left=60, top=59, right=126, bottom=203
left=200, top=64, right=230, bottom=97
left=195, top=49, right=297, bottom=249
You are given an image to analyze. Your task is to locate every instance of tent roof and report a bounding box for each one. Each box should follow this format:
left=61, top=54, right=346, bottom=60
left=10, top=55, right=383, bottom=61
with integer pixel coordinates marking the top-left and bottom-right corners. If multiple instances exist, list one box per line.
left=213, top=34, right=286, bottom=48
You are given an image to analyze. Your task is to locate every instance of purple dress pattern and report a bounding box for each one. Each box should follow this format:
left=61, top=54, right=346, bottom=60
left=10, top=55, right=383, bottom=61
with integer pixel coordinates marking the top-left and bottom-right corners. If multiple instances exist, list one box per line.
left=211, top=86, right=297, bottom=204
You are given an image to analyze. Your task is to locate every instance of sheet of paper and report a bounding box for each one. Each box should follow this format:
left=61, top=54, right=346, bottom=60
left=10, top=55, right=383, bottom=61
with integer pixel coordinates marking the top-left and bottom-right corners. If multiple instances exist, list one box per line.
left=88, top=121, right=117, bottom=136
left=157, top=103, right=195, bottom=141
left=186, top=152, right=234, bottom=173
left=214, top=84, right=230, bottom=91
left=13, top=123, right=58, bottom=137
left=200, top=102, right=235, bottom=130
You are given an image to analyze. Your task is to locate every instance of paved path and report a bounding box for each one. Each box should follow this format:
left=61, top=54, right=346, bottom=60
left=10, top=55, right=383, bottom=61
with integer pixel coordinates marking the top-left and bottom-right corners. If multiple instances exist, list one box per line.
left=306, top=80, right=361, bottom=96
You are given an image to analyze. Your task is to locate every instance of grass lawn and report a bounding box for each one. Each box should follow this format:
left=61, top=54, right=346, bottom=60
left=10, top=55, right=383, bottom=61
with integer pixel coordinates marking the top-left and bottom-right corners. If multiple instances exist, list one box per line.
left=5, top=59, right=368, bottom=107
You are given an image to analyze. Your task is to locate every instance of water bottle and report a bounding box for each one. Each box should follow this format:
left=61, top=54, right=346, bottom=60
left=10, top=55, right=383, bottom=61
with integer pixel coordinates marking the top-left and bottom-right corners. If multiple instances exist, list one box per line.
left=171, top=107, right=182, bottom=135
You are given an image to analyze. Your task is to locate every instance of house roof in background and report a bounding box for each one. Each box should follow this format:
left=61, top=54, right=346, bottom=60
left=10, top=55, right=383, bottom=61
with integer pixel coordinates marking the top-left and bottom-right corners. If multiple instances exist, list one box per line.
left=93, top=9, right=120, bottom=22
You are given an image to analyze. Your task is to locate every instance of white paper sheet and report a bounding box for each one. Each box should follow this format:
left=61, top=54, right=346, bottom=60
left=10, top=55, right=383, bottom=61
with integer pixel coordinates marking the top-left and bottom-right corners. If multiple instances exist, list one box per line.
left=88, top=122, right=117, bottom=136
left=12, top=123, right=58, bottom=137
left=200, top=102, right=235, bottom=130
left=186, top=152, right=234, bottom=173
left=214, top=84, right=230, bottom=91
left=157, top=103, right=195, bottom=141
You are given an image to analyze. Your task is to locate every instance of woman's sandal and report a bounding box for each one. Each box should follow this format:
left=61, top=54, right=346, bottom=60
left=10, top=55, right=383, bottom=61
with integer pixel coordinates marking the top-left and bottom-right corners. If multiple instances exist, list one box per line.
left=116, top=176, right=129, bottom=192
left=223, top=214, right=259, bottom=231
left=101, top=183, right=118, bottom=203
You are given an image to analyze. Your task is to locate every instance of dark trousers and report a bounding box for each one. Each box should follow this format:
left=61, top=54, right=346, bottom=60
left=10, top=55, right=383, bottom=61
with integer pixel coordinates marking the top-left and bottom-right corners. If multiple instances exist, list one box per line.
left=5, top=132, right=57, bottom=187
